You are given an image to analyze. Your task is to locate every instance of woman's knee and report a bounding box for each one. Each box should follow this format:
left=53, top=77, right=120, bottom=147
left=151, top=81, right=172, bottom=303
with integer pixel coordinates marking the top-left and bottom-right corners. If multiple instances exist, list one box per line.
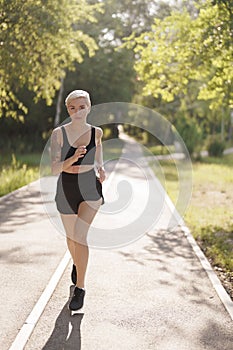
left=74, top=230, right=88, bottom=245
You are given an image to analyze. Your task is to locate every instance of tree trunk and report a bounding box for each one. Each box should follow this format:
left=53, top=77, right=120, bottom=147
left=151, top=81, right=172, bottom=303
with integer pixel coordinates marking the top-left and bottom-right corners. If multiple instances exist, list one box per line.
left=54, top=76, right=64, bottom=127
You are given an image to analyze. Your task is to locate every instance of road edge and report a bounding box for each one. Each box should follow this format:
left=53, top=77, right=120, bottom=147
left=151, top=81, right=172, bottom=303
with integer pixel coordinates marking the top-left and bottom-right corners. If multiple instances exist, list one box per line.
left=181, top=225, right=233, bottom=322
left=8, top=251, right=71, bottom=350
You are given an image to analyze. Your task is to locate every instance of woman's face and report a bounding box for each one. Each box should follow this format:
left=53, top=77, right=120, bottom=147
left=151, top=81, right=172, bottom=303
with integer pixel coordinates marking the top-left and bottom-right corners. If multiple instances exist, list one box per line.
left=67, top=97, right=90, bottom=121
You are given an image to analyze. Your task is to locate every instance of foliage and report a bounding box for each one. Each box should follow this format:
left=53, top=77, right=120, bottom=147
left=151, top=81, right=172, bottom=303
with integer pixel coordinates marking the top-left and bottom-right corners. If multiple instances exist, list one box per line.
left=123, top=0, right=233, bottom=112
left=176, top=114, right=203, bottom=156
left=0, top=0, right=103, bottom=118
left=207, top=135, right=225, bottom=157
left=2, top=0, right=232, bottom=155
left=64, top=48, right=136, bottom=106
left=61, top=0, right=159, bottom=108
left=54, top=0, right=162, bottom=133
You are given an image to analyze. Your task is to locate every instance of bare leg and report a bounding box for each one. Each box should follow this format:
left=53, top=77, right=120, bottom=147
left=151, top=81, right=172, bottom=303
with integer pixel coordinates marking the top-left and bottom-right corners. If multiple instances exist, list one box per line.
left=74, top=199, right=102, bottom=289
left=60, top=214, right=77, bottom=263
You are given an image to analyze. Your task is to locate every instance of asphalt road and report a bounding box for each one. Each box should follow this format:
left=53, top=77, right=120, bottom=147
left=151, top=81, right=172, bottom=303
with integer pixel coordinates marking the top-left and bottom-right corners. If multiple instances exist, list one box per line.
left=1, top=135, right=233, bottom=350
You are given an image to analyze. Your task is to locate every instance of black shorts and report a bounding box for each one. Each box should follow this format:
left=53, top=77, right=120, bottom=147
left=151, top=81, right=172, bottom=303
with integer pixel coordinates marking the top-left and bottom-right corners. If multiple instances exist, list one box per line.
left=55, top=168, right=104, bottom=214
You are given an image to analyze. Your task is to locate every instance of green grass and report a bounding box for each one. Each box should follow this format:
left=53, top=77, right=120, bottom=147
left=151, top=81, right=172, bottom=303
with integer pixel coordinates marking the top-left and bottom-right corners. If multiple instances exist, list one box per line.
left=103, top=138, right=125, bottom=162
left=0, top=154, right=40, bottom=197
left=184, top=154, right=233, bottom=273
left=146, top=144, right=175, bottom=156
left=0, top=152, right=42, bottom=167
left=149, top=158, right=179, bottom=205
left=149, top=151, right=233, bottom=275
left=195, top=225, right=233, bottom=271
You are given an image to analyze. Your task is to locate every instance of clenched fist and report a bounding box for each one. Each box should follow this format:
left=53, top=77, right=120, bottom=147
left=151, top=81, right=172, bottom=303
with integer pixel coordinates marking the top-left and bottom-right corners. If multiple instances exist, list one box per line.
left=73, top=145, right=87, bottom=161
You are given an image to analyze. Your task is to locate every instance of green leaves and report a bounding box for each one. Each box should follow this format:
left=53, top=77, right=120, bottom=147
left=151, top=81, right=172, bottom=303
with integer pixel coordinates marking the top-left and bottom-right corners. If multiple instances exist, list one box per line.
left=0, top=0, right=103, bottom=117
left=124, top=0, right=233, bottom=111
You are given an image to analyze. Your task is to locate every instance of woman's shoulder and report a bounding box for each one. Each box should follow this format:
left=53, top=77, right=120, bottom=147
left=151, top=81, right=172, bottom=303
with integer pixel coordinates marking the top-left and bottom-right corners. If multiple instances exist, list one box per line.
left=92, top=125, right=103, bottom=138
left=53, top=122, right=70, bottom=132
left=51, top=126, right=63, bottom=145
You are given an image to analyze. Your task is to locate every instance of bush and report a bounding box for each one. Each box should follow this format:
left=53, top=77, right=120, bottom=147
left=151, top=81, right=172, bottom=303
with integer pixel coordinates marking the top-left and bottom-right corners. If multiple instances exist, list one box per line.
left=207, top=136, right=225, bottom=157
left=175, top=115, right=203, bottom=156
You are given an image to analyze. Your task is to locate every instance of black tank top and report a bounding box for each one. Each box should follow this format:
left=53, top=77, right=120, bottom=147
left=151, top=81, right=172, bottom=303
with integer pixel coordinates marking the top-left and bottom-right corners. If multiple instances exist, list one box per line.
left=61, top=126, right=96, bottom=166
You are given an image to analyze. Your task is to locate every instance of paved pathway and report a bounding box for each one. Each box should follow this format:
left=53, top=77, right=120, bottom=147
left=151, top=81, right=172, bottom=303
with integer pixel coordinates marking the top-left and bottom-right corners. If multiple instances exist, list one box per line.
left=1, top=135, right=233, bottom=350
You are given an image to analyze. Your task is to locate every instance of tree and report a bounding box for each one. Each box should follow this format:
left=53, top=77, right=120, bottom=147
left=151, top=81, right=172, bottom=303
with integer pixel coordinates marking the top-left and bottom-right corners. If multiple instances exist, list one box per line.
left=123, top=0, right=233, bottom=112
left=57, top=0, right=160, bottom=127
left=72, top=0, right=158, bottom=100
left=0, top=0, right=103, bottom=118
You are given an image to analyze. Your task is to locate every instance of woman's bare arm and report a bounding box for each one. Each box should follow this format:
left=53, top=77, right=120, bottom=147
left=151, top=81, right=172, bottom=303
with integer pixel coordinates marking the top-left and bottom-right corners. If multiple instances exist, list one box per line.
left=50, top=128, right=85, bottom=175
left=95, top=127, right=106, bottom=182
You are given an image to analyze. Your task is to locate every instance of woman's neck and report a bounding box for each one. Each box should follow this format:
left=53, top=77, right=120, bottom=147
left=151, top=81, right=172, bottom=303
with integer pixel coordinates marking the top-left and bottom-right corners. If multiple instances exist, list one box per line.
left=69, top=120, right=89, bottom=130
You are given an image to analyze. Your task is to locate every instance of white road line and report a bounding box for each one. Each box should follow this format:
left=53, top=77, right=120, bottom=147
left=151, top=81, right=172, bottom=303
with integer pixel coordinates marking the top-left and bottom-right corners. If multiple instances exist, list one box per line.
left=181, top=225, right=233, bottom=322
left=8, top=251, right=71, bottom=350
left=8, top=164, right=119, bottom=350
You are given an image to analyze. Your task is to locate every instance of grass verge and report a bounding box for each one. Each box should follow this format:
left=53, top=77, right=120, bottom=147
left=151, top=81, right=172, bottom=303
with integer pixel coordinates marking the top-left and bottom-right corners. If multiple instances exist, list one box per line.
left=148, top=150, right=233, bottom=299
left=0, top=154, right=40, bottom=197
left=103, top=138, right=125, bottom=161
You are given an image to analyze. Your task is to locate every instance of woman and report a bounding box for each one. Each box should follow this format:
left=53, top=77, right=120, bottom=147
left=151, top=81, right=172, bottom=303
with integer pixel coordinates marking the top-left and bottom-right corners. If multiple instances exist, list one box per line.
left=51, top=90, right=105, bottom=311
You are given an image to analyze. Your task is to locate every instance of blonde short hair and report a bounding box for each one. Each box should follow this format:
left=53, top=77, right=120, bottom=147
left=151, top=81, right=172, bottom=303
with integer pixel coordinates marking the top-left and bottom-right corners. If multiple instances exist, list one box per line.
left=65, top=90, right=91, bottom=107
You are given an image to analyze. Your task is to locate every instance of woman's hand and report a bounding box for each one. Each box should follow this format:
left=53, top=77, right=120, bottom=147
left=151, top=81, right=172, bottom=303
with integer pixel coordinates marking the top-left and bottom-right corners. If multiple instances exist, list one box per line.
left=73, top=145, right=87, bottom=161
left=97, top=167, right=106, bottom=183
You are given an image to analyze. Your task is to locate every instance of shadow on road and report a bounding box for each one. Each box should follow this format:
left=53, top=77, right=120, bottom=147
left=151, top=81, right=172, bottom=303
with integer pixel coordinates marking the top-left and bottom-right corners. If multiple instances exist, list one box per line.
left=118, top=227, right=231, bottom=315
left=0, top=189, right=47, bottom=234
left=42, top=286, right=84, bottom=350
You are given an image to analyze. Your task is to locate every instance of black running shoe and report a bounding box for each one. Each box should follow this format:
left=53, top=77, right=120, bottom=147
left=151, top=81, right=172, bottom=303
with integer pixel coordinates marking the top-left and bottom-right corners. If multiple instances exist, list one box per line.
left=69, top=287, right=85, bottom=311
left=71, top=264, right=77, bottom=285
